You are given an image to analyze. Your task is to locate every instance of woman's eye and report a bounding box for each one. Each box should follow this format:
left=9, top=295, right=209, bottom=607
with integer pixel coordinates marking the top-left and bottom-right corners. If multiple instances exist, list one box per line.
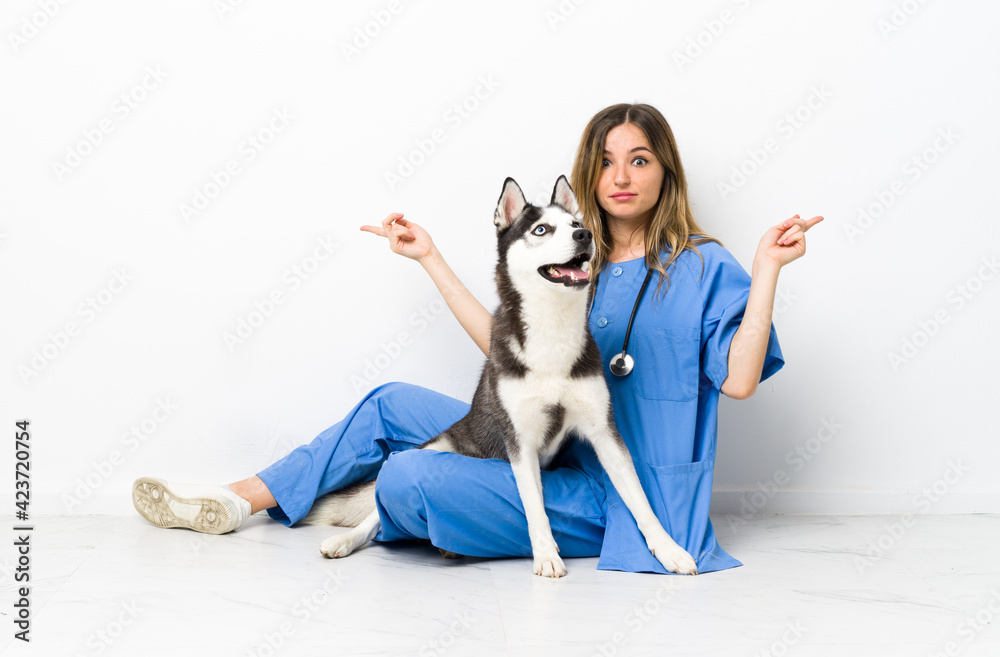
left=632, top=157, right=647, bottom=166
left=601, top=159, right=611, bottom=167
left=533, top=225, right=547, bottom=236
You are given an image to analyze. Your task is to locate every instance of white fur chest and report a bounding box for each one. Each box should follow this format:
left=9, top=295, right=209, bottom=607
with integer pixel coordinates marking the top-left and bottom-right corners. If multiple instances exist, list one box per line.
left=507, top=289, right=589, bottom=377
left=496, top=288, right=604, bottom=461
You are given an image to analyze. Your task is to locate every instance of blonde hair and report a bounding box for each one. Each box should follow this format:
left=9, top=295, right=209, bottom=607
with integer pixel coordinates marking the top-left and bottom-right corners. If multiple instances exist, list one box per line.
left=570, top=103, right=720, bottom=294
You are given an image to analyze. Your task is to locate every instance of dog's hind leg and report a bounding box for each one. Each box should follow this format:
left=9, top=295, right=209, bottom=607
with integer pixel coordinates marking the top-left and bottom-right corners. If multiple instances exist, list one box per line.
left=299, top=479, right=381, bottom=559
left=319, top=508, right=381, bottom=559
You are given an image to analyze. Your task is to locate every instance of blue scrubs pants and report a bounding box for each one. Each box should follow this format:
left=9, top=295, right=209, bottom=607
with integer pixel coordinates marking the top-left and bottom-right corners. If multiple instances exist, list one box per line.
left=257, top=382, right=607, bottom=558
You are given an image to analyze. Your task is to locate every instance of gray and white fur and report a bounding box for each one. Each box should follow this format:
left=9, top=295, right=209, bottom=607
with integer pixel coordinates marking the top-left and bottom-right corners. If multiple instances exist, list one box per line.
left=303, top=176, right=697, bottom=577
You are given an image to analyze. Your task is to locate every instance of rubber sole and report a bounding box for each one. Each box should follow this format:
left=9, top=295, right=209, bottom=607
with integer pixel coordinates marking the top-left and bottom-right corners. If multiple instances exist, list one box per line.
left=132, top=477, right=236, bottom=534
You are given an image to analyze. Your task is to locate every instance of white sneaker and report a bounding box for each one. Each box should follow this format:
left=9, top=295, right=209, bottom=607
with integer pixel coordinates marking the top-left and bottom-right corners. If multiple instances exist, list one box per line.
left=132, top=476, right=253, bottom=534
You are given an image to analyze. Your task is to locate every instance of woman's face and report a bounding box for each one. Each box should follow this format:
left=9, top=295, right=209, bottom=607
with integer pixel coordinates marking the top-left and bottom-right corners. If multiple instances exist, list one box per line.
left=596, top=123, right=665, bottom=227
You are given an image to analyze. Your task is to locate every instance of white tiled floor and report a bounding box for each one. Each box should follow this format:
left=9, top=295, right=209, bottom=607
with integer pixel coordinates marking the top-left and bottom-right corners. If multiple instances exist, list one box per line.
left=1, top=513, right=998, bottom=656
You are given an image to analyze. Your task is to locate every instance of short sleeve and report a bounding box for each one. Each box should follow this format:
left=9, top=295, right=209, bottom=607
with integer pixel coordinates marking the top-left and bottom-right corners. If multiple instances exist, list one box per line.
left=694, top=244, right=784, bottom=391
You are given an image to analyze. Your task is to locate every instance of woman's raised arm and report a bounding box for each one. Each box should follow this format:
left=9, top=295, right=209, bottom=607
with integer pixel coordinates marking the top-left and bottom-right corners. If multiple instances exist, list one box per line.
left=361, top=213, right=492, bottom=355
left=722, top=214, right=823, bottom=399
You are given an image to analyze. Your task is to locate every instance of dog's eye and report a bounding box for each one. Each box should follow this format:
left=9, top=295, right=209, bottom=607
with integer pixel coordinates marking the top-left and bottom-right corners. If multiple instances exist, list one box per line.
left=572, top=221, right=583, bottom=229
left=533, top=225, right=547, bottom=236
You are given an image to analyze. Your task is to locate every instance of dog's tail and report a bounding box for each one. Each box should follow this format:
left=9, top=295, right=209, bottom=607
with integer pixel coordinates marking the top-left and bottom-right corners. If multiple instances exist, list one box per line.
left=299, top=479, right=376, bottom=527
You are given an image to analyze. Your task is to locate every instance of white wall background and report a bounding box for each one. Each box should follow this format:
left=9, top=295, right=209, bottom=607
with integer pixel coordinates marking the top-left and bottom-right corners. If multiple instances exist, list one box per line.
left=1, top=0, right=997, bottom=518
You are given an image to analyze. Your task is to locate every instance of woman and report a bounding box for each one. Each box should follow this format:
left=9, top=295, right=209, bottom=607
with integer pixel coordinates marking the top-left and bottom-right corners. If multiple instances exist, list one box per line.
left=133, top=103, right=821, bottom=574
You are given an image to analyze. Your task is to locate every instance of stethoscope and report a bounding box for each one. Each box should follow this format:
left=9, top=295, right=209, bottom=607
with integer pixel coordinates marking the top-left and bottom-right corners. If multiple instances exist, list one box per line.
left=590, top=267, right=655, bottom=377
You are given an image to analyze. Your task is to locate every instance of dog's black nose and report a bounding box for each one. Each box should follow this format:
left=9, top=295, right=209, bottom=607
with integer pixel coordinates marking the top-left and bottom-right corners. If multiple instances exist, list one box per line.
left=573, top=229, right=592, bottom=245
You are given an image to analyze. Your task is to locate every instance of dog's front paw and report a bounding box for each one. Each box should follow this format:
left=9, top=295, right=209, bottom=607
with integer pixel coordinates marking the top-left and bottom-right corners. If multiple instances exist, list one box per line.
left=319, top=534, right=359, bottom=559
left=532, top=551, right=567, bottom=578
left=650, top=543, right=698, bottom=575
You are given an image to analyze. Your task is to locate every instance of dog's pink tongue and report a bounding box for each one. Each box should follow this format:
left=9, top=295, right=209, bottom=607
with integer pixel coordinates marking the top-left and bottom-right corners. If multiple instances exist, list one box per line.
left=553, top=265, right=589, bottom=281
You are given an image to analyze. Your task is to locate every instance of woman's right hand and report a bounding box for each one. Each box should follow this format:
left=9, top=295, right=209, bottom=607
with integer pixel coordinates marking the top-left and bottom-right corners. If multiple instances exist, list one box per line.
left=360, top=213, right=435, bottom=263
left=361, top=212, right=493, bottom=354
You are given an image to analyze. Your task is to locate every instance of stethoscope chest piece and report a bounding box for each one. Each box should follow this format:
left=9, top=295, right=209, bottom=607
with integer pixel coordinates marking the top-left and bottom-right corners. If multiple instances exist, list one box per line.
left=609, top=352, right=635, bottom=376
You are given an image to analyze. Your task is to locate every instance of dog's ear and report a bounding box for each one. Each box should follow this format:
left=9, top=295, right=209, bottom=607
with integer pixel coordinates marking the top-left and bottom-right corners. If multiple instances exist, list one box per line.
left=551, top=175, right=581, bottom=219
left=494, top=177, right=527, bottom=233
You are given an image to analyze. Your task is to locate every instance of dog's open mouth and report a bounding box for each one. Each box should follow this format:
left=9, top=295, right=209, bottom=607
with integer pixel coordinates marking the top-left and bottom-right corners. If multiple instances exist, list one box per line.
left=538, top=253, right=591, bottom=287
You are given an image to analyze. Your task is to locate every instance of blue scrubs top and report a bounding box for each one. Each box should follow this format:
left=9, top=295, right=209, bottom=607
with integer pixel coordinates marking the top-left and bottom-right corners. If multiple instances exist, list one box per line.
left=560, top=241, right=784, bottom=574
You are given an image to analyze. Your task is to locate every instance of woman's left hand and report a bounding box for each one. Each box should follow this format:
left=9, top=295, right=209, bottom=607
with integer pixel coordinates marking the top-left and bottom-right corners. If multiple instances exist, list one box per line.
left=755, top=214, right=824, bottom=268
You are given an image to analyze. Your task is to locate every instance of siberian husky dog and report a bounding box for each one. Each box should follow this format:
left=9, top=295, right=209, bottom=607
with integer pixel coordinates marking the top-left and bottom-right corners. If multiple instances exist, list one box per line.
left=304, top=176, right=697, bottom=577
